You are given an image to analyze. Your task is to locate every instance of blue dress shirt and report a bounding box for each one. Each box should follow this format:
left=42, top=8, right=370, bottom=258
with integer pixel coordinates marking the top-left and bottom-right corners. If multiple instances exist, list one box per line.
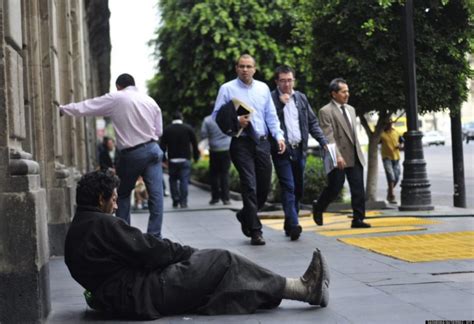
left=212, top=78, right=284, bottom=141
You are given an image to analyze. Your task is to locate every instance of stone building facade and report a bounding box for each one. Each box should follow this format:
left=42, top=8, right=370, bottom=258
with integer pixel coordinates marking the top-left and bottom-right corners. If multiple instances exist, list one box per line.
left=0, top=0, right=110, bottom=322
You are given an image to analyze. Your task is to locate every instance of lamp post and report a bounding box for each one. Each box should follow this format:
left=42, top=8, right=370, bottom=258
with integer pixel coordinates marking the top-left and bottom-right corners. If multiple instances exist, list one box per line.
left=399, top=0, right=433, bottom=211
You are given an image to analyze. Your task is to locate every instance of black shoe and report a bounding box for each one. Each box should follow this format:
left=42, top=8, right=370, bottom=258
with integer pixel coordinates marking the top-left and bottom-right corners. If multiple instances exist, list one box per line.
left=284, top=219, right=290, bottom=237
left=289, top=225, right=302, bottom=241
left=209, top=199, right=219, bottom=205
left=236, top=211, right=251, bottom=237
left=180, top=202, right=188, bottom=208
left=172, top=201, right=179, bottom=208
left=250, top=233, right=266, bottom=246
left=301, top=249, right=330, bottom=307
left=313, top=211, right=323, bottom=226
left=222, top=200, right=231, bottom=205
left=351, top=219, right=371, bottom=228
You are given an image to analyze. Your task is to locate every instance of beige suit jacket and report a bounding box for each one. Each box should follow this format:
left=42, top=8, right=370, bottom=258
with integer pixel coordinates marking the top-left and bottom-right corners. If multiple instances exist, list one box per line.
left=318, top=101, right=365, bottom=168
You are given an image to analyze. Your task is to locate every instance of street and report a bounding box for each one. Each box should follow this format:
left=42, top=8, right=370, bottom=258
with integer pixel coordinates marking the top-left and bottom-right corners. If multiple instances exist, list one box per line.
left=374, top=143, right=474, bottom=208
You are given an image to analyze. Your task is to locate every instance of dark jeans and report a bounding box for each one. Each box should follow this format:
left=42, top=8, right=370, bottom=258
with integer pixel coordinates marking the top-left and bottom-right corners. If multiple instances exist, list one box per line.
left=230, top=137, right=272, bottom=235
left=314, top=159, right=365, bottom=221
left=209, top=150, right=231, bottom=202
left=272, top=146, right=306, bottom=227
left=116, top=142, right=164, bottom=237
left=168, top=160, right=192, bottom=205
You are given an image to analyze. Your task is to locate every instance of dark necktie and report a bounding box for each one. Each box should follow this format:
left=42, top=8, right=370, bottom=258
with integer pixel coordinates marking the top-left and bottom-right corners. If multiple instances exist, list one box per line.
left=340, top=105, right=353, bottom=135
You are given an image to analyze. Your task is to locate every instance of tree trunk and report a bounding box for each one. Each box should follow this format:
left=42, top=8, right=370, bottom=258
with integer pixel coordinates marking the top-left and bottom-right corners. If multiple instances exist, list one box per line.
left=360, top=114, right=389, bottom=202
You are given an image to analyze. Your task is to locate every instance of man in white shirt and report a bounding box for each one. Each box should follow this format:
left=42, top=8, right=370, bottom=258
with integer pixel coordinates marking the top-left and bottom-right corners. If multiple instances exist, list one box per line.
left=270, top=66, right=328, bottom=241
left=313, top=78, right=371, bottom=229
left=60, top=73, right=165, bottom=238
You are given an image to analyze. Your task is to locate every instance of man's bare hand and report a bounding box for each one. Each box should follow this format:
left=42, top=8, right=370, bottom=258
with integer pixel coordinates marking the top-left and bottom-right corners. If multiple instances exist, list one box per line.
left=336, top=156, right=346, bottom=170
left=239, top=115, right=250, bottom=128
left=277, top=139, right=286, bottom=154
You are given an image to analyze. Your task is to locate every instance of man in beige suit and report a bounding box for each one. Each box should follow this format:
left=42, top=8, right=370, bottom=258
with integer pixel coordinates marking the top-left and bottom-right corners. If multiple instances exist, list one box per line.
left=313, top=78, right=371, bottom=228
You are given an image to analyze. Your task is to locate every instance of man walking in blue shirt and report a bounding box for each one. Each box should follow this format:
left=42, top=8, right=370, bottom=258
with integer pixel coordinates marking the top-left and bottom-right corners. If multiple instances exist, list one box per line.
left=213, top=54, right=286, bottom=246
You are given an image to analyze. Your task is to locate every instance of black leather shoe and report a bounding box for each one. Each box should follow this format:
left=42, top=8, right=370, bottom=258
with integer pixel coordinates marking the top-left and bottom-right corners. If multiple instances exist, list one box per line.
left=209, top=199, right=219, bottom=205
left=172, top=201, right=179, bottom=208
left=301, top=249, right=330, bottom=306
left=351, top=219, right=371, bottom=228
left=289, top=225, right=302, bottom=241
left=222, top=200, right=231, bottom=205
left=313, top=211, right=323, bottom=226
left=284, top=219, right=290, bottom=237
left=236, top=211, right=251, bottom=237
left=250, top=233, right=266, bottom=246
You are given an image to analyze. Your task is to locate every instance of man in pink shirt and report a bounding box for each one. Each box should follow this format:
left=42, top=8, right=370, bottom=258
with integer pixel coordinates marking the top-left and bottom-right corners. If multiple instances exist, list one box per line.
left=60, top=73, right=165, bottom=238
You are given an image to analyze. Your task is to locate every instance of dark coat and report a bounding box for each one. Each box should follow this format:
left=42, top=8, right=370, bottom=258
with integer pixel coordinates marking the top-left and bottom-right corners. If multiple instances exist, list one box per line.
left=98, top=147, right=118, bottom=170
left=160, top=122, right=200, bottom=162
left=64, top=206, right=285, bottom=319
left=215, top=100, right=239, bottom=137
left=270, top=90, right=328, bottom=157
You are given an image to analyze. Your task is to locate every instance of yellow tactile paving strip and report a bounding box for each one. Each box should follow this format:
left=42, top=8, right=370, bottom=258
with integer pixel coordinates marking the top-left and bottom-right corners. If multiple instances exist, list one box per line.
left=320, top=226, right=427, bottom=236
left=339, top=231, right=474, bottom=262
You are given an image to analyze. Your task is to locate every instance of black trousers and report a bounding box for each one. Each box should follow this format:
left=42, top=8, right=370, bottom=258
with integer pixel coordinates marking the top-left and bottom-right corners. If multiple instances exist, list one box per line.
left=209, top=150, right=231, bottom=201
left=230, top=137, right=272, bottom=235
left=156, top=249, right=285, bottom=315
left=314, top=158, right=366, bottom=221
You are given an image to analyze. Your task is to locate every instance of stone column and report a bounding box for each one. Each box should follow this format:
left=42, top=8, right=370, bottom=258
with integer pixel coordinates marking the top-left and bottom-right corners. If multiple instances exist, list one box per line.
left=0, top=0, right=50, bottom=322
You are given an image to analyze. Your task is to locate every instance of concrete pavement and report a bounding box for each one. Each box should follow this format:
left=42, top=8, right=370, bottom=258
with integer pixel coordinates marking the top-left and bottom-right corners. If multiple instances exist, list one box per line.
left=47, top=181, right=474, bottom=323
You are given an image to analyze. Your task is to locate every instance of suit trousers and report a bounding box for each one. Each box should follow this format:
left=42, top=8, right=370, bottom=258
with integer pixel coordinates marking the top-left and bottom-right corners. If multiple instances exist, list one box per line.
left=209, top=150, right=231, bottom=202
left=314, top=158, right=365, bottom=221
left=230, top=136, right=272, bottom=235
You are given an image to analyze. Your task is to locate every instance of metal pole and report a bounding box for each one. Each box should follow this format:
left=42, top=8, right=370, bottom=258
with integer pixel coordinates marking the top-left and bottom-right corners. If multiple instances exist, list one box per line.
left=399, top=0, right=433, bottom=211
left=450, top=111, right=466, bottom=207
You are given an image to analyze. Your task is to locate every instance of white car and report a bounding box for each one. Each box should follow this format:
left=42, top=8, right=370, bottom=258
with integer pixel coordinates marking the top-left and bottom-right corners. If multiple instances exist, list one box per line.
left=422, top=130, right=445, bottom=146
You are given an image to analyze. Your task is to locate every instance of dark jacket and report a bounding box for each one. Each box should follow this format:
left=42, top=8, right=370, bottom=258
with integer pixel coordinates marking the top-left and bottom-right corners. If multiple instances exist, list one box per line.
left=215, top=100, right=239, bottom=137
left=270, top=90, right=328, bottom=157
left=64, top=206, right=196, bottom=319
left=98, top=146, right=119, bottom=170
left=160, top=122, right=200, bottom=162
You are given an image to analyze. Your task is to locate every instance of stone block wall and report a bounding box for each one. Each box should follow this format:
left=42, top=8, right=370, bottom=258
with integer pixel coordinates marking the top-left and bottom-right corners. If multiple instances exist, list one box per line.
left=0, top=0, right=110, bottom=322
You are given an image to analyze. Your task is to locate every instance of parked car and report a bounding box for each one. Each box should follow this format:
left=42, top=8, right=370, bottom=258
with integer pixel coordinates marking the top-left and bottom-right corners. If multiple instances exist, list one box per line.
left=422, top=130, right=445, bottom=146
left=462, top=122, right=474, bottom=144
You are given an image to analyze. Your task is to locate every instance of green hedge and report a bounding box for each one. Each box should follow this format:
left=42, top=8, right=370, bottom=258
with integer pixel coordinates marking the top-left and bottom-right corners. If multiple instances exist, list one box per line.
left=191, top=155, right=342, bottom=204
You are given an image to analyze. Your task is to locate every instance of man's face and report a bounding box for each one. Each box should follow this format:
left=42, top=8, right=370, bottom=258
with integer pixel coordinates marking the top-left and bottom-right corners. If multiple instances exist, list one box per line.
left=106, top=139, right=115, bottom=151
left=276, top=72, right=295, bottom=95
left=236, top=57, right=256, bottom=85
left=331, top=82, right=349, bottom=105
left=100, top=188, right=118, bottom=214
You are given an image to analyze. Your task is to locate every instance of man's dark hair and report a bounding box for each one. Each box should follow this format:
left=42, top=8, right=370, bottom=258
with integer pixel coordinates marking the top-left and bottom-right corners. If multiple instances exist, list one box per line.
left=172, top=111, right=183, bottom=120
left=76, top=170, right=120, bottom=207
left=115, top=73, right=135, bottom=88
left=329, top=78, right=347, bottom=94
left=274, top=65, right=295, bottom=80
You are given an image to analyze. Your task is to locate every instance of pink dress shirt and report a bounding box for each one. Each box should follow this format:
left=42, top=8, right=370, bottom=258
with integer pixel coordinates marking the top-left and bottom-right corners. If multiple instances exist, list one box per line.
left=60, top=86, right=162, bottom=150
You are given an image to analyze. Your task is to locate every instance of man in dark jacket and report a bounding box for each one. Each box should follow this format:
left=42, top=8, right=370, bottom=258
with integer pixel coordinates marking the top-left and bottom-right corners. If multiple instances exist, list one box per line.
left=160, top=111, right=200, bottom=208
left=270, top=66, right=328, bottom=241
left=64, top=171, right=330, bottom=319
left=98, top=137, right=119, bottom=172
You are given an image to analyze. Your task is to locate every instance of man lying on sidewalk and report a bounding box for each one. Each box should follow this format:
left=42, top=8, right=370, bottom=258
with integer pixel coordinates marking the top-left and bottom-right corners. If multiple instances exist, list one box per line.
left=65, top=170, right=330, bottom=320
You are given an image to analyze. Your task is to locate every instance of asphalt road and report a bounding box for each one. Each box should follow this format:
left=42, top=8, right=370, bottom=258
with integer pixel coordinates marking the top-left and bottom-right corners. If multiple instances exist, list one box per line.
left=374, top=142, right=474, bottom=208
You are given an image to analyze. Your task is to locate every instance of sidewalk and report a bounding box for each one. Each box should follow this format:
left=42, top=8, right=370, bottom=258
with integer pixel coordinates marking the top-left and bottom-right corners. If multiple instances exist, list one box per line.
left=47, top=182, right=474, bottom=323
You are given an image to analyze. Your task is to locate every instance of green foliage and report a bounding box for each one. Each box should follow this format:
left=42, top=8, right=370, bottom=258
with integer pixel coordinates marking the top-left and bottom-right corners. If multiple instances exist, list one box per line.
left=149, top=0, right=309, bottom=127
left=307, top=0, right=472, bottom=116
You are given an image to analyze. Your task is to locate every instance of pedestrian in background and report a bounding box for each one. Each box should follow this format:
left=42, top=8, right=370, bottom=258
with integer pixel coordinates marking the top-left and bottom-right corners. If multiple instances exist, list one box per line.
left=270, top=65, right=328, bottom=241
left=212, top=54, right=286, bottom=246
left=98, top=136, right=119, bottom=173
left=313, top=78, right=371, bottom=228
left=380, top=119, right=404, bottom=204
left=160, top=111, right=200, bottom=208
left=201, top=111, right=232, bottom=206
left=59, top=73, right=165, bottom=238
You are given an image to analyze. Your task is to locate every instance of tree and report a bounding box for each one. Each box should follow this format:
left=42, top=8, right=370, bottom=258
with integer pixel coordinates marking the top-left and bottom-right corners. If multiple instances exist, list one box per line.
left=148, top=0, right=308, bottom=127
left=306, top=0, right=473, bottom=201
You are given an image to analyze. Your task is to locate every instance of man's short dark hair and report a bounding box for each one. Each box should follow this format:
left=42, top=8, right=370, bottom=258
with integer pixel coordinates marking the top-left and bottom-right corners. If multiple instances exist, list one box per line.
left=172, top=111, right=183, bottom=120
left=329, top=78, right=347, bottom=94
left=76, top=170, right=120, bottom=207
left=274, top=65, right=295, bottom=80
left=115, top=73, right=135, bottom=88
